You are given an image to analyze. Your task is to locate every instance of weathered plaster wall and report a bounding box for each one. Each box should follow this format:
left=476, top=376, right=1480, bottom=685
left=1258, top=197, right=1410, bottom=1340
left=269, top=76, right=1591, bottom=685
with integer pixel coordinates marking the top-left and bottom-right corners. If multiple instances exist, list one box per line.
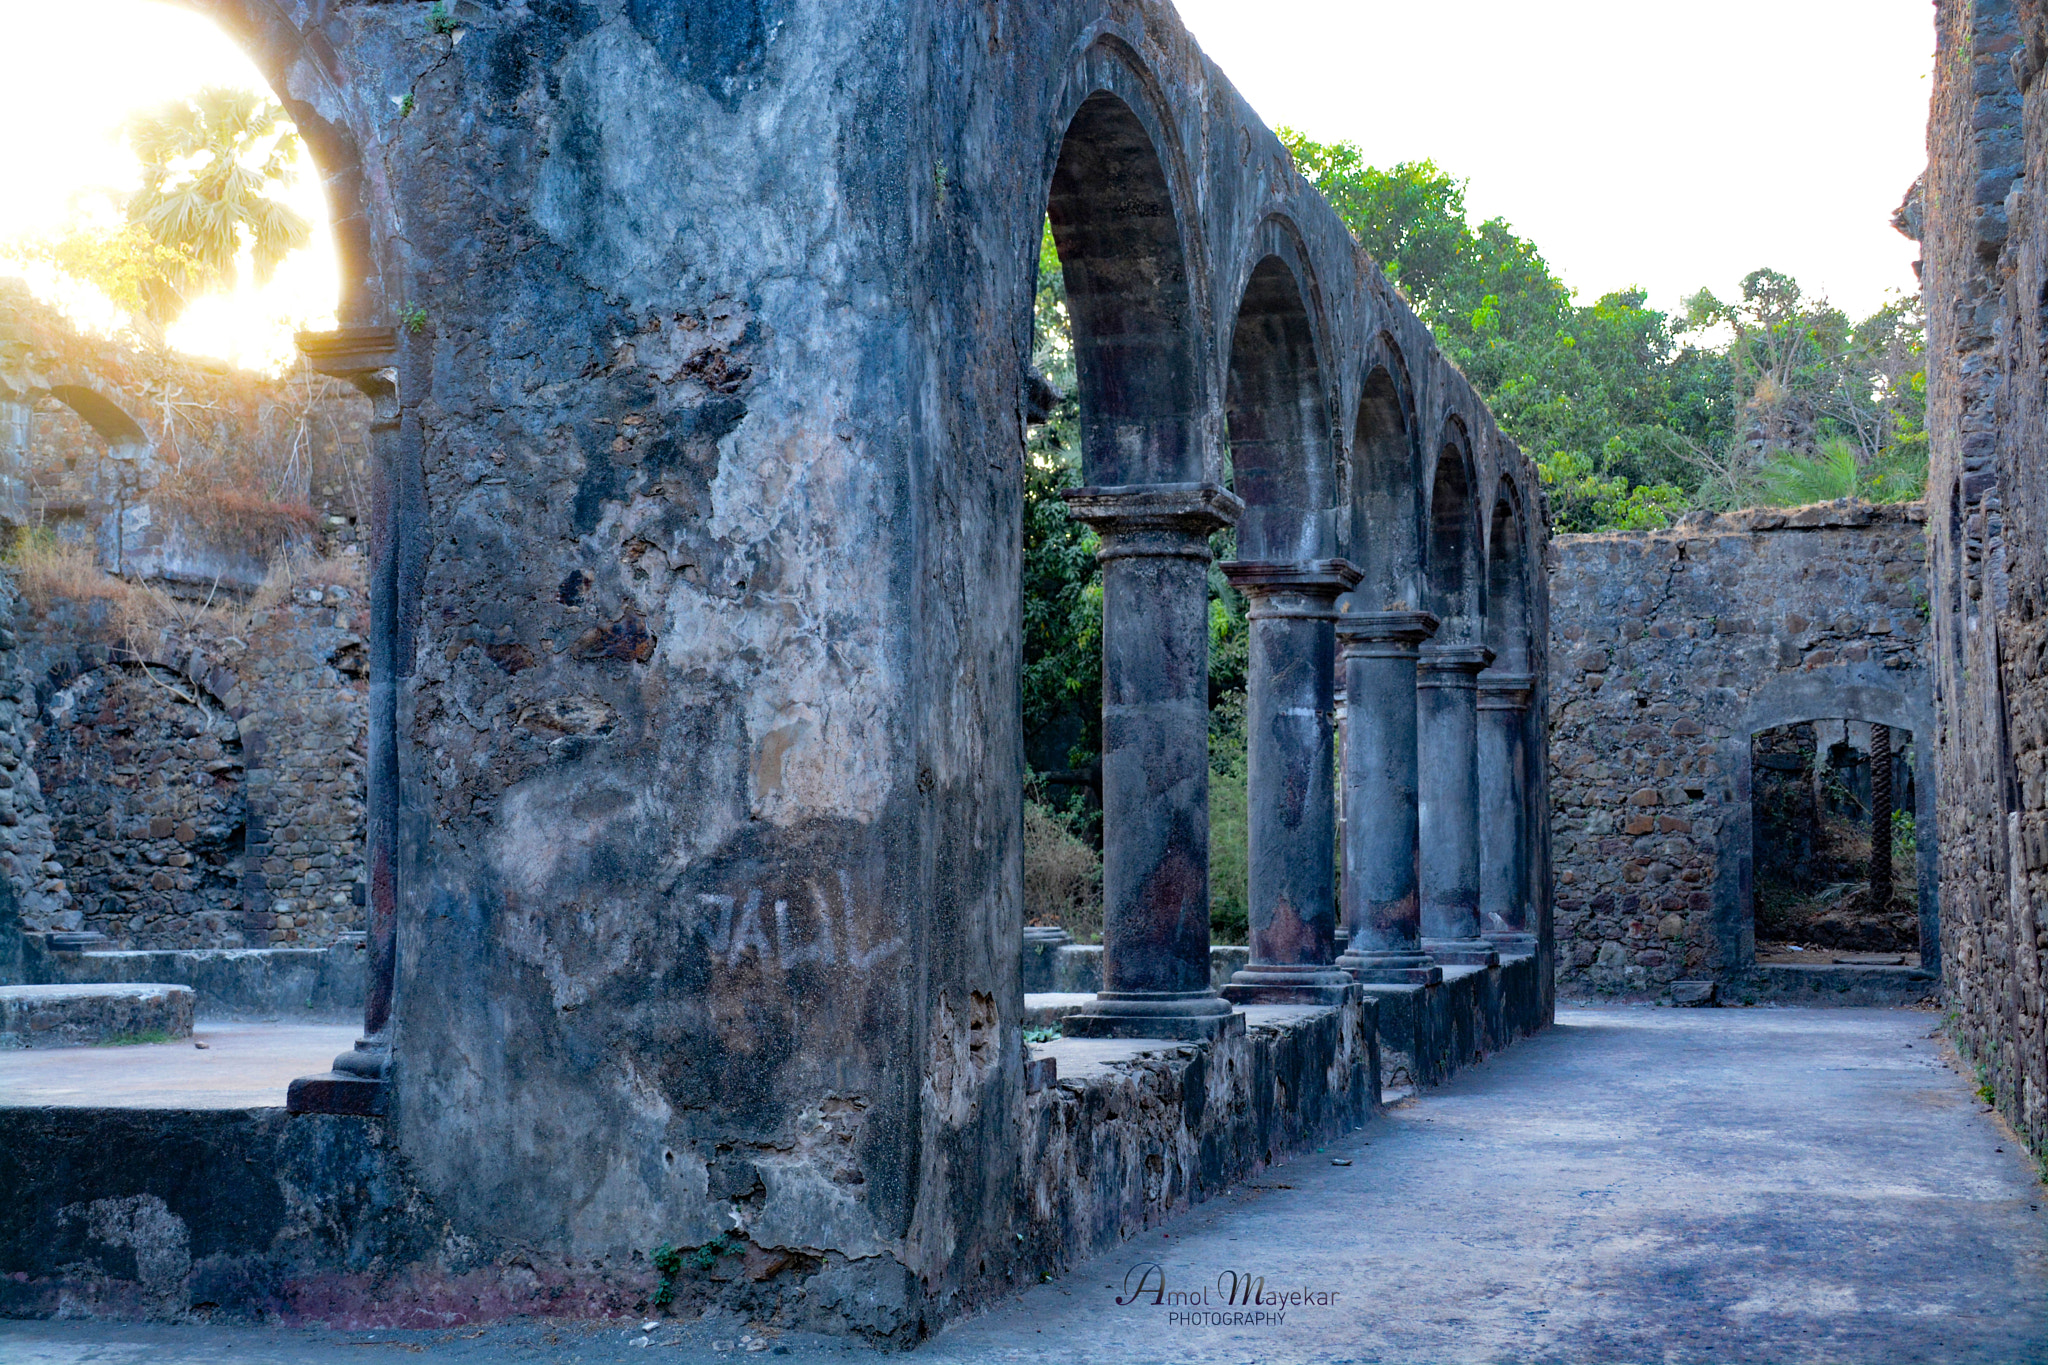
left=129, top=0, right=1556, bottom=1337
left=1547, top=503, right=1932, bottom=994
left=1920, top=0, right=2048, bottom=1165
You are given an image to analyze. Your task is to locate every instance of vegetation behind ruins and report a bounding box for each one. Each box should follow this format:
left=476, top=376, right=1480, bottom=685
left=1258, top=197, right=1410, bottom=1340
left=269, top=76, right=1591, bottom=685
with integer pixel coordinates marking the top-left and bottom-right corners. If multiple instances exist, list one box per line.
left=1281, top=131, right=1928, bottom=533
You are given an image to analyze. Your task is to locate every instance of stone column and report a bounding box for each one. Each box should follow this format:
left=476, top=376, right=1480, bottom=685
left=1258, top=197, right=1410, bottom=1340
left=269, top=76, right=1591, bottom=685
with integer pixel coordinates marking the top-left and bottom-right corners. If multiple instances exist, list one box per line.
left=1477, top=672, right=1537, bottom=953
left=288, top=327, right=401, bottom=1116
left=1217, top=560, right=1362, bottom=1006
left=1417, top=642, right=1498, bottom=965
left=1870, top=722, right=1893, bottom=906
left=1334, top=611, right=1443, bottom=984
left=1060, top=483, right=1244, bottom=1040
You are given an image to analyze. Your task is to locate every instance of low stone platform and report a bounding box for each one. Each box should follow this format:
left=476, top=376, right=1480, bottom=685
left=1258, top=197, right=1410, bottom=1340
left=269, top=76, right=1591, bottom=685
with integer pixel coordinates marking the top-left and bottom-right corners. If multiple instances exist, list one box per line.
left=1358, top=948, right=1548, bottom=1087
left=1744, top=962, right=1939, bottom=1006
left=0, top=984, right=195, bottom=1049
left=1026, top=942, right=1251, bottom=995
left=0, top=1003, right=1383, bottom=1327
left=1022, top=992, right=1094, bottom=1031
left=8, top=937, right=368, bottom=1021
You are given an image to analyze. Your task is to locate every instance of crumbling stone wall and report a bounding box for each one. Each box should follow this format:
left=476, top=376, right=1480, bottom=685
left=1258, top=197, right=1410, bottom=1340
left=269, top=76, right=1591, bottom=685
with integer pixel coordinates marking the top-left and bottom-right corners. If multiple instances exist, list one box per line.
left=1548, top=503, right=1932, bottom=993
left=1920, top=0, right=2048, bottom=1164
left=0, top=284, right=375, bottom=572
left=11, top=576, right=369, bottom=949
left=39, top=663, right=248, bottom=949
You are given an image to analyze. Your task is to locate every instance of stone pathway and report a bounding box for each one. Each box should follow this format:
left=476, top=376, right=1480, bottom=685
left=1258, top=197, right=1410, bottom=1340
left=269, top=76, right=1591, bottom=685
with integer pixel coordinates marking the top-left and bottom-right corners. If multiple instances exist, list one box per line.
left=4, top=1007, right=2044, bottom=1364
left=0, top=1022, right=357, bottom=1108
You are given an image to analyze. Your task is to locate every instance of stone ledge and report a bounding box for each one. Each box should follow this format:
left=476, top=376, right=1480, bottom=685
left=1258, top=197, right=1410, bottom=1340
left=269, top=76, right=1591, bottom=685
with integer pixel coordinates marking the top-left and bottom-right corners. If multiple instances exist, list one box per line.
left=1018, top=998, right=1377, bottom=1278
left=1360, top=950, right=1547, bottom=1088
left=9, top=940, right=366, bottom=1020
left=0, top=984, right=194, bottom=1048
left=1745, top=963, right=1938, bottom=1006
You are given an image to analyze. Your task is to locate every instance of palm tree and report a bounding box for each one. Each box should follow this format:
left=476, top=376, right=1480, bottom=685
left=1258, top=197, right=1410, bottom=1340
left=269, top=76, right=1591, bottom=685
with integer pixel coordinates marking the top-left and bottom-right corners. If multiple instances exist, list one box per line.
left=124, top=87, right=311, bottom=324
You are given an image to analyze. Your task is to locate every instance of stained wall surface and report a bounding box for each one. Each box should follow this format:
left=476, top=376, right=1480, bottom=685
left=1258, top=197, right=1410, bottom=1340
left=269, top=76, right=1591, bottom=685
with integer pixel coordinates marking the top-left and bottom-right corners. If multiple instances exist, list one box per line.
left=52, top=0, right=1559, bottom=1338
left=1919, top=0, right=2048, bottom=1165
left=1547, top=504, right=1932, bottom=993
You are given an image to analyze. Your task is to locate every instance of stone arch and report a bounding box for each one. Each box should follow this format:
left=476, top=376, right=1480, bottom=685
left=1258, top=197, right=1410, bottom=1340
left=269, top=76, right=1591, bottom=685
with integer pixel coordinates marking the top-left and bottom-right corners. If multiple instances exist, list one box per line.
left=42, top=386, right=148, bottom=449
left=1715, top=665, right=1939, bottom=977
left=1043, top=50, right=1205, bottom=487
left=1225, top=242, right=1333, bottom=561
left=1484, top=477, right=1532, bottom=671
left=35, top=654, right=249, bottom=950
left=1424, top=419, right=1483, bottom=634
left=1347, top=345, right=1422, bottom=610
left=178, top=9, right=387, bottom=324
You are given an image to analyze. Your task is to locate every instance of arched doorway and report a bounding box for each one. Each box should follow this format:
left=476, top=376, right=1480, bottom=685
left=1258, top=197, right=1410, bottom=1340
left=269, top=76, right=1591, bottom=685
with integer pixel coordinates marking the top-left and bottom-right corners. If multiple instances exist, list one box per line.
left=1724, top=669, right=1940, bottom=974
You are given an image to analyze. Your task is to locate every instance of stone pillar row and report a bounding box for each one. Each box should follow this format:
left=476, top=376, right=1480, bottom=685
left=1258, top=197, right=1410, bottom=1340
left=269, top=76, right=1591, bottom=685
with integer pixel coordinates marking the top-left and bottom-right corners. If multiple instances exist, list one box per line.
left=1055, top=497, right=1540, bottom=1038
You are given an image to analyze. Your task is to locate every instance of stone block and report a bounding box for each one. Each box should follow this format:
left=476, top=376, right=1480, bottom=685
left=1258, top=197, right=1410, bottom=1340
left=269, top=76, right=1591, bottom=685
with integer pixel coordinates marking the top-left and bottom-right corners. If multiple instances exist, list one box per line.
left=0, top=983, right=193, bottom=1048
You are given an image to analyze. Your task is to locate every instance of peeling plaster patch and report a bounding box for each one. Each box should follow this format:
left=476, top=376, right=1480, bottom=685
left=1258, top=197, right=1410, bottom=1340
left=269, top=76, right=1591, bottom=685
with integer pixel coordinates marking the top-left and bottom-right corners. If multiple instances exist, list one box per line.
left=745, top=1094, right=886, bottom=1259
left=923, top=990, right=997, bottom=1129
left=68, top=1194, right=190, bottom=1311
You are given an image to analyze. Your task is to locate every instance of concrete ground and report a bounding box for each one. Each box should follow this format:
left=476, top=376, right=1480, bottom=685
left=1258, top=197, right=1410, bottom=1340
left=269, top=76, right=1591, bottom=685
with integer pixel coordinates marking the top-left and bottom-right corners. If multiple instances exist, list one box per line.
left=0, top=1022, right=357, bottom=1107
left=3, top=1006, right=2044, bottom=1364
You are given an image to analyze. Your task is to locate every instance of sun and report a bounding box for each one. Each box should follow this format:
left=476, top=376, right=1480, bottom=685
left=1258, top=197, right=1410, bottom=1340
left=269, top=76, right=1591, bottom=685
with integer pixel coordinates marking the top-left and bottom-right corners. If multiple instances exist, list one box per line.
left=0, top=0, right=339, bottom=373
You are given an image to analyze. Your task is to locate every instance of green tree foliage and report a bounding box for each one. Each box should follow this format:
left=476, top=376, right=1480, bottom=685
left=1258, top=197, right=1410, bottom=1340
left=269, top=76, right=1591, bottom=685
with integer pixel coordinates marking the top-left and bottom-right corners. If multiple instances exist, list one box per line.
left=122, top=87, right=311, bottom=323
left=1278, top=131, right=1927, bottom=525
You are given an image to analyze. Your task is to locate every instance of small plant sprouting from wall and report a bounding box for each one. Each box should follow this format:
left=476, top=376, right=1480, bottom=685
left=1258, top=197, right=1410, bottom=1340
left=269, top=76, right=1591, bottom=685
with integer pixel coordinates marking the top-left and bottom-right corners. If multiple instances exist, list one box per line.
left=427, top=1, right=458, bottom=35
left=401, top=302, right=428, bottom=335
left=650, top=1233, right=743, bottom=1307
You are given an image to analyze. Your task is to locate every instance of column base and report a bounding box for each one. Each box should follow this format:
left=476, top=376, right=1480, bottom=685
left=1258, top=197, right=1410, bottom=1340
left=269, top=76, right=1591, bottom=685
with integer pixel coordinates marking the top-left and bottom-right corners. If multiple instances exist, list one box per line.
left=1337, top=949, right=1444, bottom=985
left=287, top=1036, right=389, bottom=1115
left=1482, top=931, right=1538, bottom=958
left=1222, top=965, right=1361, bottom=1007
left=1423, top=937, right=1501, bottom=967
left=286, top=1071, right=388, bottom=1116
left=1063, top=991, right=1246, bottom=1041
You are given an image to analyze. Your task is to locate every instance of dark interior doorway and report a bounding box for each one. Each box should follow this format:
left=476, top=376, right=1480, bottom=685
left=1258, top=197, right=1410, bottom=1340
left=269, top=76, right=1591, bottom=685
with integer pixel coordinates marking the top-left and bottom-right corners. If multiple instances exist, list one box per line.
left=1750, top=719, right=1920, bottom=966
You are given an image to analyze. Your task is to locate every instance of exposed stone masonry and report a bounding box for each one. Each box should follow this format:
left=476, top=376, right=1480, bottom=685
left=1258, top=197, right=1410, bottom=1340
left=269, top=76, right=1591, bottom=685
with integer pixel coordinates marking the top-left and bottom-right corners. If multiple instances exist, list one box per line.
left=1548, top=503, right=1931, bottom=993
left=39, top=664, right=248, bottom=949
left=9, top=577, right=369, bottom=949
left=1919, top=0, right=2048, bottom=1166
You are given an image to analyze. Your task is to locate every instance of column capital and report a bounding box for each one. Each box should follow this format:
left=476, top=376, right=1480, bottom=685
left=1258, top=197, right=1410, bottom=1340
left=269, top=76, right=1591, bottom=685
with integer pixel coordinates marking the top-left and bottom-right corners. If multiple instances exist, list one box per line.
left=1337, top=609, right=1441, bottom=655
left=1219, top=558, right=1362, bottom=620
left=1417, top=642, right=1495, bottom=682
left=1064, top=481, right=1241, bottom=562
left=1477, top=671, right=1536, bottom=711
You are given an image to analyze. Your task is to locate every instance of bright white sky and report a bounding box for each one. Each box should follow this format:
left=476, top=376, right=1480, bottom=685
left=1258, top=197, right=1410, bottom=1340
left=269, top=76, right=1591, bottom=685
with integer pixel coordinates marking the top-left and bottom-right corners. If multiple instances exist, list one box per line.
left=1173, top=0, right=1933, bottom=321
left=0, top=0, right=1930, bottom=371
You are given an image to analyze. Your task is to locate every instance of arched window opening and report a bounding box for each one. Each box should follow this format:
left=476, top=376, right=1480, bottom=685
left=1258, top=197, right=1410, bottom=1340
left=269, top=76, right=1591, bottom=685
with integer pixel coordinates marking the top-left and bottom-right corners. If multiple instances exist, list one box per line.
left=1350, top=361, right=1420, bottom=611
left=1426, top=440, right=1479, bottom=633
left=1485, top=483, right=1530, bottom=672
left=1226, top=253, right=1329, bottom=562
left=1046, top=90, right=1202, bottom=487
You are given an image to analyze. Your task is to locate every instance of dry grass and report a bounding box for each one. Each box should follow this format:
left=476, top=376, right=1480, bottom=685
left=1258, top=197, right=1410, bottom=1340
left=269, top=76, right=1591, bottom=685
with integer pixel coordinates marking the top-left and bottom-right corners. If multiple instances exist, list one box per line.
left=7, top=532, right=366, bottom=655
left=153, top=485, right=318, bottom=566
left=1023, top=798, right=1101, bottom=941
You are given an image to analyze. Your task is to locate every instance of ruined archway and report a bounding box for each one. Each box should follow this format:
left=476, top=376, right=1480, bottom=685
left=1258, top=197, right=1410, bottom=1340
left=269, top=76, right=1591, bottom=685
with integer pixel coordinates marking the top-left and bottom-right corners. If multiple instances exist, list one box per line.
left=1721, top=668, right=1939, bottom=975
left=1348, top=351, right=1422, bottom=612
left=1225, top=245, right=1332, bottom=561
